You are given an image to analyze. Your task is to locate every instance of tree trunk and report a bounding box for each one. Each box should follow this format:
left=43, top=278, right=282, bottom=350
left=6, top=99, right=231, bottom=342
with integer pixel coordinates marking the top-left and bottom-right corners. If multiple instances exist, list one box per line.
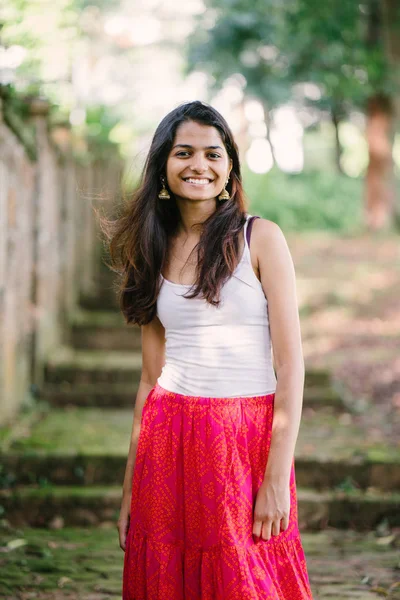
left=364, top=93, right=395, bottom=230
left=263, top=106, right=276, bottom=166
left=363, top=0, right=396, bottom=230
left=331, top=106, right=344, bottom=175
left=381, top=0, right=400, bottom=226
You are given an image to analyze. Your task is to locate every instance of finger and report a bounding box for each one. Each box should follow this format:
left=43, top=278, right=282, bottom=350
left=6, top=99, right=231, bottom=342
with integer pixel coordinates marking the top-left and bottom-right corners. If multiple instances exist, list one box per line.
left=261, top=520, right=272, bottom=541
left=119, top=527, right=126, bottom=551
left=118, top=520, right=129, bottom=551
left=271, top=519, right=281, bottom=536
left=252, top=518, right=263, bottom=539
left=282, top=514, right=290, bottom=531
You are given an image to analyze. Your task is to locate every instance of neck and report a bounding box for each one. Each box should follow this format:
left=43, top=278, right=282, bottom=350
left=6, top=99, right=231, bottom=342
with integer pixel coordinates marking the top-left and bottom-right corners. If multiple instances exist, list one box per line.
left=175, top=197, right=217, bottom=236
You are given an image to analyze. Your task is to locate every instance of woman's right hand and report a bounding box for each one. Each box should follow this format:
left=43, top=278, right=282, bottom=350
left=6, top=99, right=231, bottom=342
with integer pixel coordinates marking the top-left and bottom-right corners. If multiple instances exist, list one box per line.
left=117, top=492, right=131, bottom=551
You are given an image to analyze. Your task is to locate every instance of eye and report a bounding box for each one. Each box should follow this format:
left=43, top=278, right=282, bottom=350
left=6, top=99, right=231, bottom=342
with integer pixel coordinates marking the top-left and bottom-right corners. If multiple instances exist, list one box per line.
left=175, top=151, right=221, bottom=158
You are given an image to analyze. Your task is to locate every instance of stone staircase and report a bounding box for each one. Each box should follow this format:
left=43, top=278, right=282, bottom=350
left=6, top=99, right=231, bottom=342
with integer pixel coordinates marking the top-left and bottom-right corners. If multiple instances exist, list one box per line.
left=3, top=240, right=400, bottom=599
left=1, top=290, right=399, bottom=533
left=1, top=267, right=400, bottom=599
left=41, top=318, right=346, bottom=410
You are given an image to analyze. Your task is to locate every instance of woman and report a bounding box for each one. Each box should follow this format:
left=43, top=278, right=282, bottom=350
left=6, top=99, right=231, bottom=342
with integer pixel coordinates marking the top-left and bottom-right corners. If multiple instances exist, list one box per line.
left=110, top=100, right=313, bottom=599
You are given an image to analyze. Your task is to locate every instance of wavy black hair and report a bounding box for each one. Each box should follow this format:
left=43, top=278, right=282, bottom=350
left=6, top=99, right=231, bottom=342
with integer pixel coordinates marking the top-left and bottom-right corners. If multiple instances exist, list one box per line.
left=105, top=100, right=248, bottom=325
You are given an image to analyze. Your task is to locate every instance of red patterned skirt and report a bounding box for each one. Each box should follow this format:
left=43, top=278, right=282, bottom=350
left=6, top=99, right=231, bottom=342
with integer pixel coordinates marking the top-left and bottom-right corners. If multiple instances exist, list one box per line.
left=123, top=383, right=313, bottom=599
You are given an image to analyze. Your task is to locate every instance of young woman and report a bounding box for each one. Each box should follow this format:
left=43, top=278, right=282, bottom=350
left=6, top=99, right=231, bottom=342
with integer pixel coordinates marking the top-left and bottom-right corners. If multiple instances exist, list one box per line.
left=109, top=100, right=314, bottom=599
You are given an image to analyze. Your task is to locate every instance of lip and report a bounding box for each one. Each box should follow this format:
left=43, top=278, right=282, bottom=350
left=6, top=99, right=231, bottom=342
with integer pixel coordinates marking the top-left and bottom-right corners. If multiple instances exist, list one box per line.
left=182, top=177, right=214, bottom=182
left=182, top=177, right=214, bottom=185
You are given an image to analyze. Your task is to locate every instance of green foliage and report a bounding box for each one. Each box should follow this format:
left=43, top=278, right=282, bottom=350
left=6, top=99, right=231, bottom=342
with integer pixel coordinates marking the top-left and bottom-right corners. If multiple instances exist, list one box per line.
left=243, top=167, right=363, bottom=232
left=187, top=0, right=290, bottom=106
left=284, top=0, right=392, bottom=112
left=0, top=84, right=30, bottom=118
left=0, top=0, right=79, bottom=100
left=85, top=105, right=121, bottom=148
left=0, top=84, right=37, bottom=160
left=187, top=0, right=391, bottom=114
left=69, top=0, right=120, bottom=10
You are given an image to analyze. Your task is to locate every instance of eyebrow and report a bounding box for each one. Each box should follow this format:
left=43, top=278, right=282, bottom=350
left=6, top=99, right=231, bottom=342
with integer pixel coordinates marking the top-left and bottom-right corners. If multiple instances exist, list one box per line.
left=172, top=144, right=224, bottom=151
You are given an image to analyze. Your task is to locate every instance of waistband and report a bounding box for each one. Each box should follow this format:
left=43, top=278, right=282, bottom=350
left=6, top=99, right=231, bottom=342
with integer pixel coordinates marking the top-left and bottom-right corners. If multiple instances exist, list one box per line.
left=151, top=383, right=275, bottom=406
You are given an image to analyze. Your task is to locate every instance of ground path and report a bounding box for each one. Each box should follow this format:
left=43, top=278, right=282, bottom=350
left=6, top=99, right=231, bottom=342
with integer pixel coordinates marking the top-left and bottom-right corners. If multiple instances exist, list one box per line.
left=1, top=526, right=399, bottom=599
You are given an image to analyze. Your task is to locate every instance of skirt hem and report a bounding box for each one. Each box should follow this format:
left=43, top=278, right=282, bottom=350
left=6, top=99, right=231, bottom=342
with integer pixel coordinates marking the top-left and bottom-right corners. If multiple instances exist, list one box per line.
left=123, top=525, right=313, bottom=600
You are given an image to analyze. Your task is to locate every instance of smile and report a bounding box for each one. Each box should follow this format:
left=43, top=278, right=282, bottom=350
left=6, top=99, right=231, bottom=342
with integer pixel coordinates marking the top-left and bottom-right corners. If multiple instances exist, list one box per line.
left=182, top=178, right=213, bottom=185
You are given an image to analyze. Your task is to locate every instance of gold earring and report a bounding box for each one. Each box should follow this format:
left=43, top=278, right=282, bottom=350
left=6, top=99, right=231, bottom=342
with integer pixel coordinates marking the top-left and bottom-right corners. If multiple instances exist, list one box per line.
left=158, top=176, right=170, bottom=200
left=218, top=176, right=230, bottom=201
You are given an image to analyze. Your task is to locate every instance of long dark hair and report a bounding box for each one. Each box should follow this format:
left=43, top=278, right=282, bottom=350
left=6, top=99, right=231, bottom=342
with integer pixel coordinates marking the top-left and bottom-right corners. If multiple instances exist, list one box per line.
left=106, top=100, right=248, bottom=325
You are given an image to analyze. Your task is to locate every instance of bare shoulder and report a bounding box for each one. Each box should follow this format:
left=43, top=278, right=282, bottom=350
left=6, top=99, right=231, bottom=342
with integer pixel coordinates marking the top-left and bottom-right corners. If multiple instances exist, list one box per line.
left=251, top=218, right=294, bottom=284
left=251, top=218, right=291, bottom=258
left=252, top=217, right=287, bottom=244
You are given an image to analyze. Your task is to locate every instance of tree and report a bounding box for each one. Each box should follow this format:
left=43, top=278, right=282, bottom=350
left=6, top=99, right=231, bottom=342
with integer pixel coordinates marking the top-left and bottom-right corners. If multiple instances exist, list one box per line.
left=381, top=0, right=400, bottom=227
left=186, top=0, right=396, bottom=229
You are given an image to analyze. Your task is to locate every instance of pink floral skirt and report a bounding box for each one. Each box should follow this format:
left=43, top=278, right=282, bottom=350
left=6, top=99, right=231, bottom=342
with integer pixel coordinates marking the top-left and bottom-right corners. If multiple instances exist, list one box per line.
left=123, top=383, right=313, bottom=599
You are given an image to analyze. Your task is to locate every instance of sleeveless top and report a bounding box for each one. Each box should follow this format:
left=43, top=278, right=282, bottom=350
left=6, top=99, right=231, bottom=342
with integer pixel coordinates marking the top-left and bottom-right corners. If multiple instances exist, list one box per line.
left=156, top=214, right=277, bottom=397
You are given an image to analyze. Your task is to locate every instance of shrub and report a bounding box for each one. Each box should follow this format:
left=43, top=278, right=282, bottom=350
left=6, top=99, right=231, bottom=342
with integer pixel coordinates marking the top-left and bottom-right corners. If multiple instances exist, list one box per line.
left=243, top=167, right=363, bottom=233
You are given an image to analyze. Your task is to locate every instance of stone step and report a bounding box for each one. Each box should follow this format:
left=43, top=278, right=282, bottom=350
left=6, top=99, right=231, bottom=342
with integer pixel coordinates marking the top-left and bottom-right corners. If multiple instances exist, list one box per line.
left=69, top=309, right=141, bottom=351
left=79, top=291, right=119, bottom=312
left=2, top=452, right=399, bottom=492
left=68, top=312, right=336, bottom=400
left=2, top=407, right=397, bottom=493
left=304, top=368, right=331, bottom=388
left=45, top=344, right=338, bottom=400
left=41, top=382, right=346, bottom=410
left=1, top=485, right=399, bottom=530
left=44, top=348, right=142, bottom=386
left=6, top=407, right=393, bottom=465
left=70, top=327, right=141, bottom=352
left=42, top=348, right=347, bottom=409
left=41, top=383, right=139, bottom=407
left=302, top=386, right=346, bottom=410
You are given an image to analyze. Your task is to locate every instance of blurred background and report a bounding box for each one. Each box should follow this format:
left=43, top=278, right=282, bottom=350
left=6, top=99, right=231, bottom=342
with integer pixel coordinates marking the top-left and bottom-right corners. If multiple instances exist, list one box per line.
left=2, top=0, right=400, bottom=230
left=0, top=1, right=399, bottom=599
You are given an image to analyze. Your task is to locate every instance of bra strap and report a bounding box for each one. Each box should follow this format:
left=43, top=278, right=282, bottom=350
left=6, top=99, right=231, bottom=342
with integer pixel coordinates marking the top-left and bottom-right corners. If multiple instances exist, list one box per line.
left=246, top=215, right=260, bottom=247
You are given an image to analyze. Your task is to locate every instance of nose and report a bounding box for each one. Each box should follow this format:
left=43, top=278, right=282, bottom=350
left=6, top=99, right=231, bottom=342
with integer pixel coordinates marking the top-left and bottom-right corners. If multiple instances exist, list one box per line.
left=190, top=153, right=208, bottom=173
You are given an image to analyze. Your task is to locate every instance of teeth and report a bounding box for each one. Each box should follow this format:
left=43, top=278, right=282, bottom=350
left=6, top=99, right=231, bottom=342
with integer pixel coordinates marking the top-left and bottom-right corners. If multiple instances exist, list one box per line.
left=184, top=178, right=211, bottom=185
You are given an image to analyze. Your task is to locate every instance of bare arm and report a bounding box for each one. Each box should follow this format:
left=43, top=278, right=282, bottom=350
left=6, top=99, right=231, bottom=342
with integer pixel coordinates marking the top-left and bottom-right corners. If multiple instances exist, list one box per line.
left=254, top=219, right=305, bottom=483
left=251, top=218, right=305, bottom=541
left=118, top=315, right=165, bottom=550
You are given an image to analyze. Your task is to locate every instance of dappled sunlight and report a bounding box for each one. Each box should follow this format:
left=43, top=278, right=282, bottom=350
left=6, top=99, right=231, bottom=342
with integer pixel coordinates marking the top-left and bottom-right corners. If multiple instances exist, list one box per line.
left=246, top=138, right=274, bottom=173
left=292, top=234, right=400, bottom=436
left=270, top=105, right=304, bottom=173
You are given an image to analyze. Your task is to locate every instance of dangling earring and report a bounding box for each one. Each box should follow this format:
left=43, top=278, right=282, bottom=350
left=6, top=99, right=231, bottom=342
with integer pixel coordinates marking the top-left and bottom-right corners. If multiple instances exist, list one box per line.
left=218, top=176, right=230, bottom=201
left=158, top=176, right=170, bottom=200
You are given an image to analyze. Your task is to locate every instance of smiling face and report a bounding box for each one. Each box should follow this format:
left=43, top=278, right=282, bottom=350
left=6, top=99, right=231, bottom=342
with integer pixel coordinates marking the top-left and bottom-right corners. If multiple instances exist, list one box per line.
left=165, top=120, right=233, bottom=202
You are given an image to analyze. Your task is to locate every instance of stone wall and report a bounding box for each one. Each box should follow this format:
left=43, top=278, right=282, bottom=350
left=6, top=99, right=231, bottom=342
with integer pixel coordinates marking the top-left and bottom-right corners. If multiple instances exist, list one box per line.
left=0, top=95, right=122, bottom=425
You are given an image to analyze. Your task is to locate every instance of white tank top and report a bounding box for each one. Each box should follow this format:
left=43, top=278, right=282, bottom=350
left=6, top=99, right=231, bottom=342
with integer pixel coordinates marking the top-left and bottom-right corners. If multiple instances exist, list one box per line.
left=156, top=214, right=277, bottom=397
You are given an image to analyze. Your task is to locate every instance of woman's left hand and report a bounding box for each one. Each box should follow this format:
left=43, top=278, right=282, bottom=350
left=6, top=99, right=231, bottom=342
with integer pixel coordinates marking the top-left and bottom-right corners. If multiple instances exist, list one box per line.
left=252, top=476, right=290, bottom=541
